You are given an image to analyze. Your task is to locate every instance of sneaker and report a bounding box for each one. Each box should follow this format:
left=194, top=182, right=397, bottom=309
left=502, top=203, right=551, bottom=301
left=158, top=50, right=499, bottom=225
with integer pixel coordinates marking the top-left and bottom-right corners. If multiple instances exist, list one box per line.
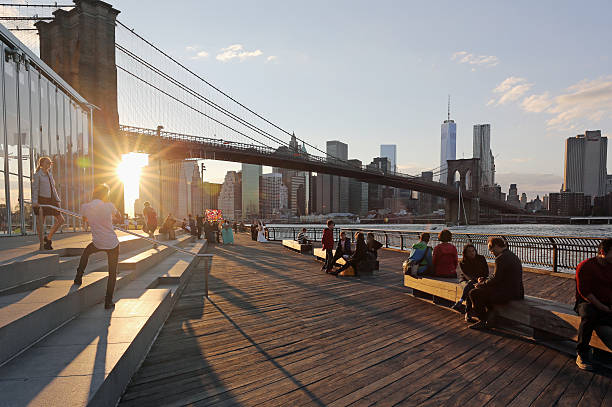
left=104, top=301, right=115, bottom=309
left=465, top=313, right=477, bottom=323
left=576, top=354, right=594, bottom=371
left=469, top=320, right=488, bottom=330
left=73, top=275, right=82, bottom=285
left=44, top=237, right=53, bottom=250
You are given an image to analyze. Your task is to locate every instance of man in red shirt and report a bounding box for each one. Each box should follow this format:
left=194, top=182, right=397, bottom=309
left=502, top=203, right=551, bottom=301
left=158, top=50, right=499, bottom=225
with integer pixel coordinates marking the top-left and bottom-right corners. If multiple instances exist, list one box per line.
left=321, top=219, right=335, bottom=273
left=575, top=238, right=612, bottom=370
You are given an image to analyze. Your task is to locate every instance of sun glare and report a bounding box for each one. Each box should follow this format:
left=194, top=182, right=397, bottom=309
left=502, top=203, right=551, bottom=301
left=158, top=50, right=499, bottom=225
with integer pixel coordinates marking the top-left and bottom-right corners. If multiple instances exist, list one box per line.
left=117, top=153, right=149, bottom=217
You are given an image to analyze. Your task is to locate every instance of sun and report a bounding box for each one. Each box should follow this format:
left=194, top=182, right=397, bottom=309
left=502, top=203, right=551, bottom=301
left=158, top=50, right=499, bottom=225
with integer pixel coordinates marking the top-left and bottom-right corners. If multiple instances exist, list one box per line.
left=117, top=153, right=149, bottom=217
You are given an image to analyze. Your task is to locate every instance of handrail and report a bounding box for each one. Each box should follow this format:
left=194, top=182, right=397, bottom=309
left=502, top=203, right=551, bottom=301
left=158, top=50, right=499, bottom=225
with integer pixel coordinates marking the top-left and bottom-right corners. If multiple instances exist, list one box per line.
left=25, top=202, right=212, bottom=259
left=266, top=225, right=602, bottom=273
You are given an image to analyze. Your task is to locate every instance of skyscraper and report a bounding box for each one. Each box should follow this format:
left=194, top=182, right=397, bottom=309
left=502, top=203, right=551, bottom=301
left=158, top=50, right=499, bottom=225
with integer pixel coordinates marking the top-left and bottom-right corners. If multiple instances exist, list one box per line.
left=507, top=184, right=520, bottom=207
left=326, top=140, right=349, bottom=213
left=260, top=173, right=288, bottom=217
left=218, top=171, right=242, bottom=220
left=380, top=145, right=397, bottom=172
left=440, top=101, right=456, bottom=184
left=473, top=124, right=494, bottom=186
left=241, top=163, right=262, bottom=219
left=564, top=130, right=607, bottom=199
left=348, top=159, right=368, bottom=216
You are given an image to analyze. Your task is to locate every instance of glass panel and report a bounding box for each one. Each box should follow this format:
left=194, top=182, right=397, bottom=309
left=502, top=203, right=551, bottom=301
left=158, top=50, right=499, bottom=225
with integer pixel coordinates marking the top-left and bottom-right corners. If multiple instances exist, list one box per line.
left=56, top=92, right=65, bottom=214
left=40, top=76, right=49, bottom=157
left=24, top=70, right=37, bottom=233
left=82, top=110, right=92, bottom=203
left=64, top=94, right=74, bottom=229
left=5, top=57, right=18, bottom=233
left=71, top=101, right=79, bottom=228
left=0, top=46, right=7, bottom=234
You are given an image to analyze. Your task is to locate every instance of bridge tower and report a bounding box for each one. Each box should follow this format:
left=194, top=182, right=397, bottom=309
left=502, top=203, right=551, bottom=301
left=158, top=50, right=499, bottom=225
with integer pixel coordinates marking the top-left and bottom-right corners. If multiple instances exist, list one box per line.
left=36, top=0, right=124, bottom=210
left=445, top=158, right=481, bottom=225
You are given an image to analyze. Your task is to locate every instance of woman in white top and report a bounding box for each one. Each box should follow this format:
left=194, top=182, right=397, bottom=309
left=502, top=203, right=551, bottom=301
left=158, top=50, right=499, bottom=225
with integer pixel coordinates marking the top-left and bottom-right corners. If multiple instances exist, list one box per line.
left=32, top=156, right=65, bottom=250
left=257, top=221, right=268, bottom=242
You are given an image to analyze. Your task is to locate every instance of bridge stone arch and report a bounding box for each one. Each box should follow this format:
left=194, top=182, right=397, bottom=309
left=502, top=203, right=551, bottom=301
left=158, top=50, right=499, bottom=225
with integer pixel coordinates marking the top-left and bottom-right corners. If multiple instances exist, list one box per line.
left=445, top=158, right=481, bottom=225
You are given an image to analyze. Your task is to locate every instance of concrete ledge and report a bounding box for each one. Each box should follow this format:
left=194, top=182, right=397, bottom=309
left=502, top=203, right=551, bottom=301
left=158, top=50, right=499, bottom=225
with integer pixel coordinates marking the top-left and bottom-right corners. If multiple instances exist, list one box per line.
left=403, top=274, right=608, bottom=352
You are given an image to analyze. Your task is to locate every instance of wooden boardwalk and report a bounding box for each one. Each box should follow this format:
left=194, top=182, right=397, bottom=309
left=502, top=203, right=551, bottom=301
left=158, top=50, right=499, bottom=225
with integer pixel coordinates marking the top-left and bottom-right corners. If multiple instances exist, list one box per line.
left=119, top=235, right=612, bottom=406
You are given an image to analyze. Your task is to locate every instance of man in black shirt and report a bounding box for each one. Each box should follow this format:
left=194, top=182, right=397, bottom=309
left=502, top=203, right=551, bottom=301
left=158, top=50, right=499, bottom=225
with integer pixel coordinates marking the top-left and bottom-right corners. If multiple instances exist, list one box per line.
left=469, top=237, right=524, bottom=330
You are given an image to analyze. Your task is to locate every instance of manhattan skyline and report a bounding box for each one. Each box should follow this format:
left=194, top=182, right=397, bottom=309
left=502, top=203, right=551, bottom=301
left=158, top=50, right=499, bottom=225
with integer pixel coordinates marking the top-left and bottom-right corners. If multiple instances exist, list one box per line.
left=11, top=0, right=611, bottom=199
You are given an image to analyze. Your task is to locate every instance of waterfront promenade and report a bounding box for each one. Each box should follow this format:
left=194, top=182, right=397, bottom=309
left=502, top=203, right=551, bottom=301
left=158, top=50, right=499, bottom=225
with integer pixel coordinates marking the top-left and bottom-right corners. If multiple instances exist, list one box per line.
left=119, top=234, right=611, bottom=406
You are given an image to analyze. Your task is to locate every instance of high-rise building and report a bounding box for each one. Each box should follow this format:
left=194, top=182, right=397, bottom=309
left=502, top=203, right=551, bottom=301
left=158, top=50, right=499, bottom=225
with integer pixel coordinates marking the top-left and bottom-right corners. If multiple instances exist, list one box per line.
left=549, top=192, right=591, bottom=216
left=290, top=175, right=307, bottom=216
left=380, top=145, right=397, bottom=172
left=178, top=161, right=199, bottom=217
left=139, top=159, right=183, bottom=219
left=348, top=159, right=368, bottom=216
left=368, top=157, right=392, bottom=210
left=440, top=103, right=456, bottom=184
left=507, top=184, right=520, bottom=207
left=260, top=173, right=288, bottom=218
left=202, top=182, right=222, bottom=211
left=218, top=171, right=242, bottom=220
left=520, top=192, right=528, bottom=209
left=326, top=140, right=349, bottom=213
left=473, top=124, right=495, bottom=187
left=563, top=130, right=607, bottom=199
left=241, top=163, right=262, bottom=220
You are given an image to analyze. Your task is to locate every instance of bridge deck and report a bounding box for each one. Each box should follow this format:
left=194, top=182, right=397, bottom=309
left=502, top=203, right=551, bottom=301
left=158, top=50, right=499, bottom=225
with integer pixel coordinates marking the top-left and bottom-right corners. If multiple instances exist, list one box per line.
left=119, top=235, right=612, bottom=406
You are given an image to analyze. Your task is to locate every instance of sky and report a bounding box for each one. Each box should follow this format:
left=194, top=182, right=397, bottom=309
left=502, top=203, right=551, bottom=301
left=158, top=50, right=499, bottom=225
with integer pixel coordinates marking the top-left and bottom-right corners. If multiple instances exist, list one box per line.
left=15, top=0, right=612, bottom=200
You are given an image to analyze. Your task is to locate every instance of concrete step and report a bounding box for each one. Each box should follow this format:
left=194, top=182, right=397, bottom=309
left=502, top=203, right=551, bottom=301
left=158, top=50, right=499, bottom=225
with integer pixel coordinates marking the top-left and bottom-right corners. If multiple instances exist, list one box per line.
left=0, top=234, right=154, bottom=294
left=0, top=241, right=207, bottom=407
left=0, top=235, right=194, bottom=366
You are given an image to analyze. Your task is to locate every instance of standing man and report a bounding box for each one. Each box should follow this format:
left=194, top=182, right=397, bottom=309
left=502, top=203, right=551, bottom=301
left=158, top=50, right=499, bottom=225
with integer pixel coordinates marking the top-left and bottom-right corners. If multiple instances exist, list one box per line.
left=321, top=219, right=335, bottom=273
left=196, top=214, right=204, bottom=240
left=468, top=237, right=524, bottom=330
left=32, top=156, right=65, bottom=250
left=574, top=238, right=612, bottom=370
left=73, top=184, right=122, bottom=309
left=142, top=202, right=157, bottom=240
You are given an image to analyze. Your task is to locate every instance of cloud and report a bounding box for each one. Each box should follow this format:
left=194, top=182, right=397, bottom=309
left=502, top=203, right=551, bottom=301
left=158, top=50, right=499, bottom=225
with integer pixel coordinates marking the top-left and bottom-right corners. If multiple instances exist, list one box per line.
left=191, top=51, right=209, bottom=60
left=451, top=51, right=499, bottom=69
left=493, top=75, right=612, bottom=130
left=545, top=76, right=612, bottom=129
left=266, top=55, right=278, bottom=63
left=216, top=44, right=263, bottom=62
left=521, top=92, right=553, bottom=113
left=489, top=77, right=533, bottom=105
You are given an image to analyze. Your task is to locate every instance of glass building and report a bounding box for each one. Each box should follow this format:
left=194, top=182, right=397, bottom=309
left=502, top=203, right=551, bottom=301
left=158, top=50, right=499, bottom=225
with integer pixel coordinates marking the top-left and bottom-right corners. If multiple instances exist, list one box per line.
left=0, top=24, right=93, bottom=235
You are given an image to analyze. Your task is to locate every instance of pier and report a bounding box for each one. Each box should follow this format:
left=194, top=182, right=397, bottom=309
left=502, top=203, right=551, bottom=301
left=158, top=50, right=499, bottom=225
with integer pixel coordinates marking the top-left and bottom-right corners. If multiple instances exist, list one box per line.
left=117, top=234, right=610, bottom=406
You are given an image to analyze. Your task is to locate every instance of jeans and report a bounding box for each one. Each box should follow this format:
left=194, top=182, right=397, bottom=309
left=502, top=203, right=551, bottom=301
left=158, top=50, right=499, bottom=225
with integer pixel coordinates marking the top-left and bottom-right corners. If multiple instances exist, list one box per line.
left=75, top=243, right=119, bottom=303
left=461, top=280, right=477, bottom=313
left=323, top=248, right=333, bottom=271
left=576, top=302, right=612, bottom=357
left=469, top=286, right=514, bottom=321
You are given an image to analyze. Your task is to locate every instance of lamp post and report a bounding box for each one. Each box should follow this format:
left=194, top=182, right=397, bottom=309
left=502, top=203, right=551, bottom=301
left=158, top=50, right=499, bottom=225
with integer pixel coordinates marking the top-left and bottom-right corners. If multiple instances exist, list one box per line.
left=156, top=125, right=163, bottom=218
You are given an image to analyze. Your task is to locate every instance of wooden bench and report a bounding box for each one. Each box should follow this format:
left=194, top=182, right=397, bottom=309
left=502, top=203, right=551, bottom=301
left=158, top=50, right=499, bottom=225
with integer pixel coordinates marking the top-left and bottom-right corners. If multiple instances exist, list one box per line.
left=282, top=239, right=313, bottom=254
left=404, top=274, right=609, bottom=352
left=313, top=248, right=379, bottom=274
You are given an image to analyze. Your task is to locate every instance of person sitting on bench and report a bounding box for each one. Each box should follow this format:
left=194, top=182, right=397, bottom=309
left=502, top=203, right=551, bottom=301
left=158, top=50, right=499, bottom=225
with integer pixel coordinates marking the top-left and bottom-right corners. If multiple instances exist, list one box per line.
left=574, top=238, right=612, bottom=371
left=159, top=214, right=176, bottom=240
left=452, top=243, right=490, bottom=322
left=296, top=228, right=310, bottom=245
left=332, top=232, right=367, bottom=276
left=330, top=231, right=352, bottom=269
left=366, top=232, right=383, bottom=270
left=406, top=233, right=433, bottom=276
left=468, top=237, right=524, bottom=330
left=432, top=229, right=458, bottom=278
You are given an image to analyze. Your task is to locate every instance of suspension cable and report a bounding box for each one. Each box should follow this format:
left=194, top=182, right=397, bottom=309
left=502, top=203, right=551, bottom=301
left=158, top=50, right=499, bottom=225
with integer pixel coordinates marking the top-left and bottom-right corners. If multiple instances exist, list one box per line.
left=117, top=65, right=273, bottom=149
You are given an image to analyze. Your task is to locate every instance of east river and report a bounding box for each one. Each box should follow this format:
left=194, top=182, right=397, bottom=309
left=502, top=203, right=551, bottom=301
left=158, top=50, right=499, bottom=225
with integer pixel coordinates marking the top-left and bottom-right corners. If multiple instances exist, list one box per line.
left=268, top=223, right=612, bottom=238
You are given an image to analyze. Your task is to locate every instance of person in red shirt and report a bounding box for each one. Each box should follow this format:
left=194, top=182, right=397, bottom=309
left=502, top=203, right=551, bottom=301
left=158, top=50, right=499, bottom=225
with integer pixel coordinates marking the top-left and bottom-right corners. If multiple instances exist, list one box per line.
left=321, top=219, right=335, bottom=273
left=432, top=229, right=458, bottom=278
left=575, top=238, right=612, bottom=371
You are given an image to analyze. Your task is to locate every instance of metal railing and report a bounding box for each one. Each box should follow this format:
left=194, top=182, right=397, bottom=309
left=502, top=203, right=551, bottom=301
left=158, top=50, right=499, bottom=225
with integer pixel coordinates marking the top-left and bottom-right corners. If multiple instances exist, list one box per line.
left=266, top=226, right=601, bottom=273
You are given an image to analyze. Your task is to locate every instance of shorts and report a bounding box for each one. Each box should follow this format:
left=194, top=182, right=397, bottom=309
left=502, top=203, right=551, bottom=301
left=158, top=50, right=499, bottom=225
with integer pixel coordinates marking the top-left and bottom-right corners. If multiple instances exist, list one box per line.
left=33, top=196, right=60, bottom=217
